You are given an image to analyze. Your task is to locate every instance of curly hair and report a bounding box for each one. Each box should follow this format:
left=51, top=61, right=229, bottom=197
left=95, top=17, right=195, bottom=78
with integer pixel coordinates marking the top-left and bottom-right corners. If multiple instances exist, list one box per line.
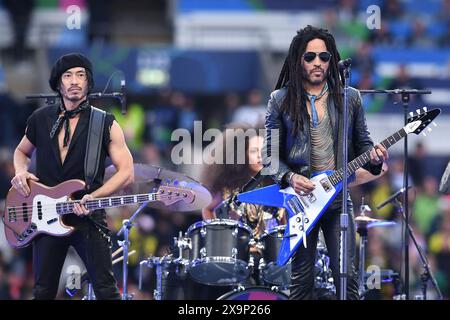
left=201, top=122, right=264, bottom=195
left=275, top=25, right=343, bottom=136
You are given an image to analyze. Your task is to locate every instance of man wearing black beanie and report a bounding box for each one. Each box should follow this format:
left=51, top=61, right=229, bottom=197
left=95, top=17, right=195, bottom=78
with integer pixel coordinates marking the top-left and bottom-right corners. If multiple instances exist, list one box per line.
left=10, top=52, right=134, bottom=299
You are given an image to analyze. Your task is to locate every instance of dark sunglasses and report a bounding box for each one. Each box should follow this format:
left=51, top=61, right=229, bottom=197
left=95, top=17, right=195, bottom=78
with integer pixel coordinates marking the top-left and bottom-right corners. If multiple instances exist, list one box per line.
left=303, top=51, right=332, bottom=63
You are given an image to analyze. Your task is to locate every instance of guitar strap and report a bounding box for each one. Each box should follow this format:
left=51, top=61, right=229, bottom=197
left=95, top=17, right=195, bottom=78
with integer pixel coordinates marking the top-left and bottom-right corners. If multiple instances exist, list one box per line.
left=84, top=106, right=113, bottom=247
left=84, top=106, right=106, bottom=190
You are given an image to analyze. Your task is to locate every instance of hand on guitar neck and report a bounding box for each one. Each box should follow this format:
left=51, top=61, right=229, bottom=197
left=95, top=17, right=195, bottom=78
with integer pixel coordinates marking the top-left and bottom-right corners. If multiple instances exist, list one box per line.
left=73, top=194, right=93, bottom=216
left=369, top=143, right=389, bottom=166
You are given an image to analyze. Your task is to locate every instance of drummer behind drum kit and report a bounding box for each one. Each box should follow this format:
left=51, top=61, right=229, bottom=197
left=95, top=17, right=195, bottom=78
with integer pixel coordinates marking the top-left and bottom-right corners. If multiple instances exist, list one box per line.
left=102, top=164, right=398, bottom=300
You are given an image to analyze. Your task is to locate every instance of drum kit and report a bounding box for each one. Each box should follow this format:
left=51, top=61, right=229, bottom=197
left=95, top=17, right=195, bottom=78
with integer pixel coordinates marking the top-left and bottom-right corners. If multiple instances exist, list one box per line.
left=137, top=219, right=334, bottom=300
left=96, top=164, right=398, bottom=300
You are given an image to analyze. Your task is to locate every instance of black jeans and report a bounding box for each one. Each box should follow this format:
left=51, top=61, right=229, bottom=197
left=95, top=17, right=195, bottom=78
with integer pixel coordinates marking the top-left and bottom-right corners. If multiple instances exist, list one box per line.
left=32, top=221, right=120, bottom=300
left=289, top=197, right=359, bottom=300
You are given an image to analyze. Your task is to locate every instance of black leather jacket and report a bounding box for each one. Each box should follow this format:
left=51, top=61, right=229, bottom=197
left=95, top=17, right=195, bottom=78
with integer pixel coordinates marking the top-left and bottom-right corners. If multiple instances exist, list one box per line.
left=262, top=85, right=382, bottom=186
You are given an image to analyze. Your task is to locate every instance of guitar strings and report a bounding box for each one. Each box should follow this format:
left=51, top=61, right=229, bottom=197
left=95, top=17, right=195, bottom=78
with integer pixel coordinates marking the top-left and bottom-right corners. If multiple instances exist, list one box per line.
left=5, top=191, right=187, bottom=211
left=4, top=194, right=184, bottom=219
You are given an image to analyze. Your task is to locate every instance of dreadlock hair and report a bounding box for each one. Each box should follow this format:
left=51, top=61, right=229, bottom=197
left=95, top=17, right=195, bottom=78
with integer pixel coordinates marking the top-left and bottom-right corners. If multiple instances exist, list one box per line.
left=275, top=25, right=343, bottom=136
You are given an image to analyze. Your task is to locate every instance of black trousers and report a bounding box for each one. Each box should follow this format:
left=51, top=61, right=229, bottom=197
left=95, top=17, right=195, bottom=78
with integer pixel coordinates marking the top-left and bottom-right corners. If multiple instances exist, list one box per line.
left=289, top=197, right=359, bottom=300
left=32, top=221, right=120, bottom=300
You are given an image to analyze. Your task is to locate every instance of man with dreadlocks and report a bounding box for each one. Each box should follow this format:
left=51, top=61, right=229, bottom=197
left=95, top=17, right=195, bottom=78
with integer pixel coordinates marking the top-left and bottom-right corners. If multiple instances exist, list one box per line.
left=10, top=53, right=134, bottom=299
left=262, top=26, right=388, bottom=300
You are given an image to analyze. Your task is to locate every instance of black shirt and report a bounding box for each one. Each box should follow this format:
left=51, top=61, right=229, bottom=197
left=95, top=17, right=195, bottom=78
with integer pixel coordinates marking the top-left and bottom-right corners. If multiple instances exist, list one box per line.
left=25, top=104, right=115, bottom=228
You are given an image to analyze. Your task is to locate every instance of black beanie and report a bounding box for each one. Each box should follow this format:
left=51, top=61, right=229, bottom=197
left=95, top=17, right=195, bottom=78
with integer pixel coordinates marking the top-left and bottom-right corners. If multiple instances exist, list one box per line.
left=49, top=53, right=94, bottom=92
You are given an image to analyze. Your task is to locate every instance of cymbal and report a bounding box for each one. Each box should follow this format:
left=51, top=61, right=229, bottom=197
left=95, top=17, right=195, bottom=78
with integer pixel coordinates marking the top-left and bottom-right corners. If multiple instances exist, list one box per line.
left=355, top=215, right=396, bottom=229
left=104, top=163, right=212, bottom=212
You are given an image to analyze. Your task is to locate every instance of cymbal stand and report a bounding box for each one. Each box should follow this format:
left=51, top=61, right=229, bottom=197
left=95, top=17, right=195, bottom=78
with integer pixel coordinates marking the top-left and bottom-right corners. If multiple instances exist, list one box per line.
left=118, top=180, right=161, bottom=300
left=356, top=199, right=371, bottom=298
left=391, top=198, right=443, bottom=300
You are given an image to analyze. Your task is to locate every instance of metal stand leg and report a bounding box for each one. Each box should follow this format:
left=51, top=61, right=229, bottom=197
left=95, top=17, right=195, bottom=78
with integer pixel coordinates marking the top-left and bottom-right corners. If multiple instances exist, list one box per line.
left=358, top=231, right=367, bottom=298
left=82, top=282, right=96, bottom=300
left=154, top=261, right=163, bottom=300
left=118, top=201, right=153, bottom=300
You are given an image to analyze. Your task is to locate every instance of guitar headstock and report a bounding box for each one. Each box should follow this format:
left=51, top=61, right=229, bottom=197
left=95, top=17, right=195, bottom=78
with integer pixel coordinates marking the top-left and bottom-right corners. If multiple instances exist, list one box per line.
left=157, top=185, right=195, bottom=206
left=404, top=107, right=441, bottom=135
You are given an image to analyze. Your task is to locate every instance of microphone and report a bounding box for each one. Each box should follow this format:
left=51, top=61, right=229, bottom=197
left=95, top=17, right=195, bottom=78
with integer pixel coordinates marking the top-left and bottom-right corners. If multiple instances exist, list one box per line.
left=214, top=166, right=269, bottom=217
left=338, top=58, right=352, bottom=71
left=120, top=79, right=126, bottom=115
left=26, top=92, right=124, bottom=100
left=240, top=169, right=265, bottom=194
left=376, top=186, right=413, bottom=210
left=231, top=167, right=267, bottom=207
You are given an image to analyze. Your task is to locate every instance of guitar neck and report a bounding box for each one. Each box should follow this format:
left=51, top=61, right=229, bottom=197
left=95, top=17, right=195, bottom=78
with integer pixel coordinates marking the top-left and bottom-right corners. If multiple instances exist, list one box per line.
left=56, top=193, right=157, bottom=215
left=329, top=128, right=407, bottom=185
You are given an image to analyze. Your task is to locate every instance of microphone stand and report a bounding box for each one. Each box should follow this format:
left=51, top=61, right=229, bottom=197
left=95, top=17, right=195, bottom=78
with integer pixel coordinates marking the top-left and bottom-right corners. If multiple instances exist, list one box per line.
left=391, top=198, right=443, bottom=300
left=360, top=88, right=431, bottom=299
left=340, top=64, right=351, bottom=300
left=215, top=168, right=266, bottom=220
left=26, top=92, right=125, bottom=105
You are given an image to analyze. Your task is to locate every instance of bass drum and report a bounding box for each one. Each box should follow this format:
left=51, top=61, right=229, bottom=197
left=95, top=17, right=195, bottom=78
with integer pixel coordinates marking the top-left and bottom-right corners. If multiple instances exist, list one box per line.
left=217, top=286, right=289, bottom=300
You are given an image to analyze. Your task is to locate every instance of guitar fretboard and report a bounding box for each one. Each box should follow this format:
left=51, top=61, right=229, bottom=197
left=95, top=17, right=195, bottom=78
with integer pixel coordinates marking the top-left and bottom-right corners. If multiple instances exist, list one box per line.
left=328, top=128, right=407, bottom=186
left=56, top=193, right=157, bottom=215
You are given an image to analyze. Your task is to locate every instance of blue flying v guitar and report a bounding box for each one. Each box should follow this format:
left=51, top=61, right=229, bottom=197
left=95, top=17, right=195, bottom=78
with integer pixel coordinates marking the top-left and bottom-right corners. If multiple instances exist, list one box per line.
left=237, top=107, right=441, bottom=266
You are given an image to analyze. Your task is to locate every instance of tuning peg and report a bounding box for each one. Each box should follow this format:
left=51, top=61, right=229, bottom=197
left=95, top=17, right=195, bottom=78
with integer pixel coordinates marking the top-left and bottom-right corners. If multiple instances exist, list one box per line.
left=427, top=127, right=432, bottom=132
left=432, top=122, right=437, bottom=127
left=416, top=109, right=421, bottom=114
left=409, top=112, right=414, bottom=117
left=423, top=107, right=428, bottom=112
left=422, top=132, right=427, bottom=137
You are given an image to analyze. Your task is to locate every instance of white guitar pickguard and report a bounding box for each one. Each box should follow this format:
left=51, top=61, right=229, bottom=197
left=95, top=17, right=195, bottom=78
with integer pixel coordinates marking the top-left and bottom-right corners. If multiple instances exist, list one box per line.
left=280, top=172, right=337, bottom=252
left=32, top=195, right=72, bottom=235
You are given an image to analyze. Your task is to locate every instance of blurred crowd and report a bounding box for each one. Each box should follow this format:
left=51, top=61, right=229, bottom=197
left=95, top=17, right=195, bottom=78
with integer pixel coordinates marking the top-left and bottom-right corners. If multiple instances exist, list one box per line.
left=0, top=0, right=449, bottom=300
left=1, top=90, right=449, bottom=300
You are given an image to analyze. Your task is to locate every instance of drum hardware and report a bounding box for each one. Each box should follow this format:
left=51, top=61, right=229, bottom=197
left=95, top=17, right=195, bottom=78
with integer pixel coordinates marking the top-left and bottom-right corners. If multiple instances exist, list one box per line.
left=139, top=257, right=164, bottom=300
left=139, top=255, right=191, bottom=300
left=270, top=285, right=282, bottom=292
left=356, top=198, right=397, bottom=299
left=217, top=286, right=289, bottom=300
left=78, top=248, right=136, bottom=300
left=154, top=259, right=164, bottom=301
left=104, top=163, right=212, bottom=300
left=173, top=231, right=191, bottom=260
left=258, top=258, right=266, bottom=271
left=231, top=248, right=238, bottom=259
left=248, top=255, right=255, bottom=269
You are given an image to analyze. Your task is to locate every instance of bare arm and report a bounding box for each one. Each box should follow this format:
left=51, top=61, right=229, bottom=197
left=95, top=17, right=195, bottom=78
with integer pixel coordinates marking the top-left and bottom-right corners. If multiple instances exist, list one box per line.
left=202, top=206, right=216, bottom=220
left=92, top=120, right=134, bottom=198
left=201, top=192, right=222, bottom=220
left=75, top=120, right=134, bottom=215
left=11, top=135, right=39, bottom=197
